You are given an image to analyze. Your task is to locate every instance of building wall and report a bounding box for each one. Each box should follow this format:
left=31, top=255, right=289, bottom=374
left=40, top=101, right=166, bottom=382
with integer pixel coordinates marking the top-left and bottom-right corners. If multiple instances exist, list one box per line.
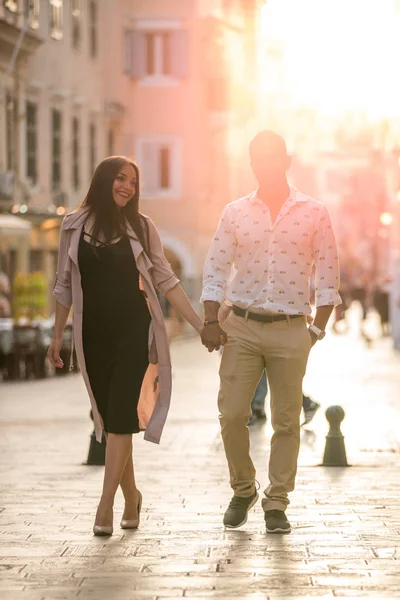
left=1, top=0, right=264, bottom=314
left=1, top=0, right=110, bottom=307
left=24, top=0, right=108, bottom=211
left=103, top=0, right=263, bottom=302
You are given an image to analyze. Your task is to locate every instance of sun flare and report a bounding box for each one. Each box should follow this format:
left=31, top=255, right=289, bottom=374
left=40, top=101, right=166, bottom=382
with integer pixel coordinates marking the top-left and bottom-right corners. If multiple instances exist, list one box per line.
left=260, top=0, right=400, bottom=119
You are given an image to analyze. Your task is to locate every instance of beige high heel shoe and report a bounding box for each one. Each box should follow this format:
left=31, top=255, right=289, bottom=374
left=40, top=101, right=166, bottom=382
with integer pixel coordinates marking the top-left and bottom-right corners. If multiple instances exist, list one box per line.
left=93, top=524, right=113, bottom=536
left=93, top=507, right=113, bottom=536
left=120, top=491, right=142, bottom=529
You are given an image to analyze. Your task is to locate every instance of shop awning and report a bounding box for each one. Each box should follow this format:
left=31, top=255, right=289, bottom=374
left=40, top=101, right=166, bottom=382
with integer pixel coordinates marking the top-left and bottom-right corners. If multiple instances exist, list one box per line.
left=0, top=214, right=32, bottom=238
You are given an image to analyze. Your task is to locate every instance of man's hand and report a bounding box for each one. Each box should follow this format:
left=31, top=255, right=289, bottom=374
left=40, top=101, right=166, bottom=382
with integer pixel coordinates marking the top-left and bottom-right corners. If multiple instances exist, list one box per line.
left=201, top=323, right=227, bottom=352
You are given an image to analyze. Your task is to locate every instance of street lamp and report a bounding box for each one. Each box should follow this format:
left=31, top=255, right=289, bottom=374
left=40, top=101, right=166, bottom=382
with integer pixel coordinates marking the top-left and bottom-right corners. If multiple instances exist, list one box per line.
left=380, top=212, right=394, bottom=226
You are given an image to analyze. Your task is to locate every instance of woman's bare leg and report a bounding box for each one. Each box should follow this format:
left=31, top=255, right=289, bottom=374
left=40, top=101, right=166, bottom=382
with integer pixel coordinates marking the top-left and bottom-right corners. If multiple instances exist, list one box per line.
left=95, top=433, right=132, bottom=526
left=119, top=451, right=140, bottom=520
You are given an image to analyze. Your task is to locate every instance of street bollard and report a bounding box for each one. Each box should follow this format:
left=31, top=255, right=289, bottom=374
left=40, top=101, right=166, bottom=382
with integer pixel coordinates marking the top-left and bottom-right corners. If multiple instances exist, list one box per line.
left=84, top=410, right=106, bottom=466
left=321, top=405, right=349, bottom=466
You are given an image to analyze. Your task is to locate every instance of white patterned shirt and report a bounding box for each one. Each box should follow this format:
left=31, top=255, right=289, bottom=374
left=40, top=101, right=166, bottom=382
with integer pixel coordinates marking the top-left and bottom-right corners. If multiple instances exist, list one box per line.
left=201, top=186, right=341, bottom=315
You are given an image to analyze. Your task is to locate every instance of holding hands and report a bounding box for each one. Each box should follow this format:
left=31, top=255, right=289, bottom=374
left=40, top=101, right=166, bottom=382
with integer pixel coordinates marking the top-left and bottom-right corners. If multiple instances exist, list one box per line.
left=201, top=321, right=227, bottom=352
left=200, top=301, right=228, bottom=352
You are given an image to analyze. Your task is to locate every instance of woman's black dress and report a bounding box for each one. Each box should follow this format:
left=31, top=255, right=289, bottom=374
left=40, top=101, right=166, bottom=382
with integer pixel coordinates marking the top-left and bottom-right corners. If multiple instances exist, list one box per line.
left=78, top=231, right=151, bottom=434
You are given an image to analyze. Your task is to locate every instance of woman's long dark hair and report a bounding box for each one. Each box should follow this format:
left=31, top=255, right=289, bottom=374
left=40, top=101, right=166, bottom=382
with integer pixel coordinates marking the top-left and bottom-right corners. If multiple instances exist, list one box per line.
left=80, top=156, right=148, bottom=253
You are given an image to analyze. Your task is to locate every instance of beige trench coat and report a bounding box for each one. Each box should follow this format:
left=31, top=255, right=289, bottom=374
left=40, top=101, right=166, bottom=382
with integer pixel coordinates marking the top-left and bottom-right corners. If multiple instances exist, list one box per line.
left=53, top=207, right=179, bottom=444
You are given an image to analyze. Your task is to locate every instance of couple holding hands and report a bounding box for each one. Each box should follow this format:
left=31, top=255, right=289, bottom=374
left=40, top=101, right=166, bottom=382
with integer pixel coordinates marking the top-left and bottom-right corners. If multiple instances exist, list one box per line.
left=48, top=130, right=340, bottom=536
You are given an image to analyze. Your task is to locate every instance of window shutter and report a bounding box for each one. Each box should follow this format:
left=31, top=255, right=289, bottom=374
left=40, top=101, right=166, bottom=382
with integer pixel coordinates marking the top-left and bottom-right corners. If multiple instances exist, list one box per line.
left=170, top=30, right=189, bottom=78
left=130, top=31, right=147, bottom=78
left=140, top=141, right=160, bottom=196
left=123, top=30, right=132, bottom=74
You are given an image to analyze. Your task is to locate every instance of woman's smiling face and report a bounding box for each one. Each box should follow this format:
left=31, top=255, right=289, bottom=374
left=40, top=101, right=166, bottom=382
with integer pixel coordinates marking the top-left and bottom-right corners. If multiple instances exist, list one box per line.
left=112, top=164, right=137, bottom=208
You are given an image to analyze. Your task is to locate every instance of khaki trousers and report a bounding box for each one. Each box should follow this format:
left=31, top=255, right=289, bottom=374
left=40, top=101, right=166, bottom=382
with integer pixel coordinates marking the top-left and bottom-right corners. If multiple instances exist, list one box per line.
left=218, top=312, right=311, bottom=512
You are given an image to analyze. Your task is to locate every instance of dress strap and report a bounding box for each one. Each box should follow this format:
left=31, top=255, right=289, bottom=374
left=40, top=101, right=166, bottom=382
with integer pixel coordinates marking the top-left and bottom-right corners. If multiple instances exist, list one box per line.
left=82, top=226, right=122, bottom=247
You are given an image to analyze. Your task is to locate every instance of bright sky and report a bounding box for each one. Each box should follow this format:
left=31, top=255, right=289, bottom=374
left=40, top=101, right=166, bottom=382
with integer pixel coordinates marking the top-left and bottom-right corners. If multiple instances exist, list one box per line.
left=260, top=0, right=400, bottom=119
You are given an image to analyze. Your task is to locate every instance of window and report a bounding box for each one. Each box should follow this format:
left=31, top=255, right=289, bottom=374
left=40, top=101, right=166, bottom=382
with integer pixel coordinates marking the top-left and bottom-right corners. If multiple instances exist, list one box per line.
left=50, top=0, right=63, bottom=40
left=136, top=137, right=182, bottom=198
left=123, top=30, right=133, bottom=75
left=26, top=102, right=38, bottom=184
left=145, top=32, right=171, bottom=76
left=89, top=1, right=98, bottom=58
left=108, top=128, right=114, bottom=156
left=4, top=0, right=18, bottom=13
left=159, top=146, right=170, bottom=189
left=72, top=117, right=80, bottom=190
left=71, top=0, right=81, bottom=49
left=51, top=109, right=62, bottom=190
left=23, top=0, right=40, bottom=29
left=29, top=250, right=43, bottom=273
left=5, top=93, right=15, bottom=171
left=89, top=123, right=96, bottom=178
left=123, top=28, right=188, bottom=81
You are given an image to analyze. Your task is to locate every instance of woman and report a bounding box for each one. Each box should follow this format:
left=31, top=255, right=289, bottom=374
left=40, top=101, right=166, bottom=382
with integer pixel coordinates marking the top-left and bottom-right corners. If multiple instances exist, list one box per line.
left=47, top=156, right=203, bottom=536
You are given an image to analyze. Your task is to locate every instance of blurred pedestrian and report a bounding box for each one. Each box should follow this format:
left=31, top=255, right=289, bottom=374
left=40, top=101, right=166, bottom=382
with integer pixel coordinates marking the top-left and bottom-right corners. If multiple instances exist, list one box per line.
left=47, top=156, right=203, bottom=536
left=201, top=130, right=341, bottom=534
left=347, top=259, right=371, bottom=339
left=372, top=274, right=391, bottom=337
left=249, top=370, right=268, bottom=424
left=332, top=264, right=351, bottom=334
left=248, top=369, right=320, bottom=427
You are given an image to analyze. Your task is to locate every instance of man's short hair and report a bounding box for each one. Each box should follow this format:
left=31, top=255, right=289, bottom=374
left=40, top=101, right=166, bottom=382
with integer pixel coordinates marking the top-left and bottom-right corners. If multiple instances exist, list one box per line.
left=249, top=130, right=288, bottom=159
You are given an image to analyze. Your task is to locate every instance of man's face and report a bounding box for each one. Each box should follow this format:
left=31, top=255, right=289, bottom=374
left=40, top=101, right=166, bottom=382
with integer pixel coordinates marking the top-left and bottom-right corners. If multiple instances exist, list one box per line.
left=250, top=149, right=291, bottom=187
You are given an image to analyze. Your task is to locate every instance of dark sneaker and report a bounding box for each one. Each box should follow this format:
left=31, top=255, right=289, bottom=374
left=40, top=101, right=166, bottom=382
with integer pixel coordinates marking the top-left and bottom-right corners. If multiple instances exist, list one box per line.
left=264, top=509, right=291, bottom=534
left=302, top=397, right=320, bottom=426
left=223, top=490, right=259, bottom=529
left=248, top=409, right=267, bottom=426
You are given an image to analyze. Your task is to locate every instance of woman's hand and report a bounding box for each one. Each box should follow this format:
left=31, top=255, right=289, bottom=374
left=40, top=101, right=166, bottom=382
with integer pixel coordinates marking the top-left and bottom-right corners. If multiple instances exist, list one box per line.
left=308, top=329, right=318, bottom=347
left=194, top=322, right=204, bottom=335
left=47, top=337, right=64, bottom=368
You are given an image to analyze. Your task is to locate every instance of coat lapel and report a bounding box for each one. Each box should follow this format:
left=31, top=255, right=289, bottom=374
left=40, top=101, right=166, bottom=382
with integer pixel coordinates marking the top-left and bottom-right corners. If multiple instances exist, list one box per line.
left=68, top=228, right=81, bottom=265
left=126, top=222, right=154, bottom=277
left=64, top=207, right=89, bottom=266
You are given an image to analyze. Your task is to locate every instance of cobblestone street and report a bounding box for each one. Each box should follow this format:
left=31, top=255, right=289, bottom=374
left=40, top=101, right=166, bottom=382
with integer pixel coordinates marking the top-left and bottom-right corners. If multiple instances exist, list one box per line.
left=1, top=311, right=400, bottom=600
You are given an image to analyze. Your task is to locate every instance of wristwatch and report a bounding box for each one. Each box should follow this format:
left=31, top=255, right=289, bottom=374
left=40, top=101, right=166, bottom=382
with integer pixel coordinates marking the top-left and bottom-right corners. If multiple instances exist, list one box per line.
left=308, top=324, right=326, bottom=340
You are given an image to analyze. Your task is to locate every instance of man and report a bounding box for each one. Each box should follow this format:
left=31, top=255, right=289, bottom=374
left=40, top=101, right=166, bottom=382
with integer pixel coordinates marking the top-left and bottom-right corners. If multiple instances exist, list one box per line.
left=200, top=130, right=340, bottom=534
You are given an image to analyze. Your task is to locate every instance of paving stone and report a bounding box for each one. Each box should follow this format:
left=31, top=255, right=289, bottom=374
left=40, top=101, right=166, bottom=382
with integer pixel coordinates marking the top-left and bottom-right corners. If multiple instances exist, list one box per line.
left=332, top=593, right=395, bottom=598
left=0, top=580, right=26, bottom=591
left=77, top=590, right=167, bottom=599
left=1, top=328, right=400, bottom=598
left=0, top=562, right=27, bottom=574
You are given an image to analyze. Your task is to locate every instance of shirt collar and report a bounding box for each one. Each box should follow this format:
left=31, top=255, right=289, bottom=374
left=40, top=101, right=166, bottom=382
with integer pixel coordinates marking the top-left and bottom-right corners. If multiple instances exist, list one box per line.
left=249, top=185, right=308, bottom=205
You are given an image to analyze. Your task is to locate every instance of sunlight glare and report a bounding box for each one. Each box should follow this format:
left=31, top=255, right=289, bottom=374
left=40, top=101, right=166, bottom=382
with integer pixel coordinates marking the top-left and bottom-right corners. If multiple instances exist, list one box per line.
left=260, top=0, right=400, bottom=119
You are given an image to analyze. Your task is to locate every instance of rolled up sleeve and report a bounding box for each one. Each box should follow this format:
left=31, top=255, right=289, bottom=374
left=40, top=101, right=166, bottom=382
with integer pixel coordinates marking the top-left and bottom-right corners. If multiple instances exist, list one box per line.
left=53, top=222, right=72, bottom=309
left=146, top=218, right=180, bottom=295
left=312, top=205, right=341, bottom=307
left=200, top=205, right=235, bottom=305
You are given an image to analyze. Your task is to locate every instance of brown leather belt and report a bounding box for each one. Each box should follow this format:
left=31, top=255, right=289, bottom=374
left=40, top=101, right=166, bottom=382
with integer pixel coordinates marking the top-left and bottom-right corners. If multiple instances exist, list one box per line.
left=232, top=305, right=303, bottom=323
